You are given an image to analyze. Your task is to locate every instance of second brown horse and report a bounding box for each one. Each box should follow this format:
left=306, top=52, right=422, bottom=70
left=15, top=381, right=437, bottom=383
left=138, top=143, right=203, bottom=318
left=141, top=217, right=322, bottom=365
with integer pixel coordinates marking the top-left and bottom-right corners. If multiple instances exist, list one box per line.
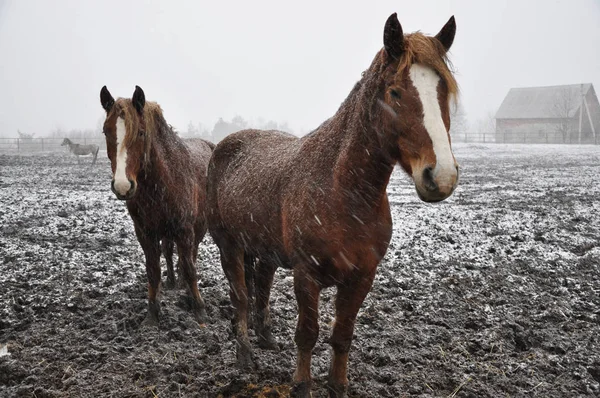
left=100, top=86, right=214, bottom=326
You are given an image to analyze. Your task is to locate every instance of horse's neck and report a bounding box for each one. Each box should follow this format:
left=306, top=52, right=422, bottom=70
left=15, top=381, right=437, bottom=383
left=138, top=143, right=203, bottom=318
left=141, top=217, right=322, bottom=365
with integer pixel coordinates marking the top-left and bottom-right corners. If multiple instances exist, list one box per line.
left=309, top=77, right=395, bottom=204
left=139, top=125, right=183, bottom=191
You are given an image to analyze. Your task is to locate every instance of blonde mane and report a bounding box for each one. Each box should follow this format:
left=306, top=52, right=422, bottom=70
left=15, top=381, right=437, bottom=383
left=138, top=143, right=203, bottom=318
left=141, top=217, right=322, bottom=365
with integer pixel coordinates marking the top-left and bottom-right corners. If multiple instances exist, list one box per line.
left=112, top=99, right=164, bottom=169
left=398, top=32, right=459, bottom=98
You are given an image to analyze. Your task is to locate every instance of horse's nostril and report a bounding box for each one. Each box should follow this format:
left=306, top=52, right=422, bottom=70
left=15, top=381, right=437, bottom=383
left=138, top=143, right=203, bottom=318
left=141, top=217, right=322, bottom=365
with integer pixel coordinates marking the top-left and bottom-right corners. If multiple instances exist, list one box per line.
left=422, top=166, right=438, bottom=192
left=128, top=180, right=136, bottom=196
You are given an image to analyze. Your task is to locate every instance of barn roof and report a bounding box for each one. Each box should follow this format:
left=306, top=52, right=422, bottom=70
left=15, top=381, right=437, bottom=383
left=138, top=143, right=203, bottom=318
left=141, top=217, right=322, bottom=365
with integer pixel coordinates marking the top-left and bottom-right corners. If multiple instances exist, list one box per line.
left=495, top=83, right=593, bottom=120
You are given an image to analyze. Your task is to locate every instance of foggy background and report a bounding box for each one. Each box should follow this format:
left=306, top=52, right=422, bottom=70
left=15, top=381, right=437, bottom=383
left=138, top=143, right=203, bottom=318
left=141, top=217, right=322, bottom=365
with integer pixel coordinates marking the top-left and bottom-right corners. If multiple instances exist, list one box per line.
left=0, top=0, right=599, bottom=138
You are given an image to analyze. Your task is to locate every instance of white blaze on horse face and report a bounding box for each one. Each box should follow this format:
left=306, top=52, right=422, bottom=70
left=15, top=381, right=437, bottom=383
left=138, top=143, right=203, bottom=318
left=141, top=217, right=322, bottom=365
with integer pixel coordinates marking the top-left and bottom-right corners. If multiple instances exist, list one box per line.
left=409, top=63, right=457, bottom=188
left=114, top=117, right=130, bottom=196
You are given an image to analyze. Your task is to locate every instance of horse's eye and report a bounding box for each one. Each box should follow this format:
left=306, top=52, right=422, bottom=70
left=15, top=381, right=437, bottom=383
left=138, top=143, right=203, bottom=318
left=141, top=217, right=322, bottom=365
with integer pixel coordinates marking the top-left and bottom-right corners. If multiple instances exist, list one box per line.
left=390, top=89, right=400, bottom=99
left=139, top=131, right=145, bottom=137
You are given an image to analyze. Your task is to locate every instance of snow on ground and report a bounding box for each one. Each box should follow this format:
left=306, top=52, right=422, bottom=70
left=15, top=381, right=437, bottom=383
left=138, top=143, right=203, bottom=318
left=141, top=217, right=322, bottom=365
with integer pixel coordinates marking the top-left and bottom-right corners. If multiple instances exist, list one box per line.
left=0, top=144, right=599, bottom=397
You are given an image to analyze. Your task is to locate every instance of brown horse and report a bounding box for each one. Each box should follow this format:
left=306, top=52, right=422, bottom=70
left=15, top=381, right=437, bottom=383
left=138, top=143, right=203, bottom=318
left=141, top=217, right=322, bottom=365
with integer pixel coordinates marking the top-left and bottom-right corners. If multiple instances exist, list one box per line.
left=207, top=13, right=459, bottom=397
left=99, top=85, right=214, bottom=326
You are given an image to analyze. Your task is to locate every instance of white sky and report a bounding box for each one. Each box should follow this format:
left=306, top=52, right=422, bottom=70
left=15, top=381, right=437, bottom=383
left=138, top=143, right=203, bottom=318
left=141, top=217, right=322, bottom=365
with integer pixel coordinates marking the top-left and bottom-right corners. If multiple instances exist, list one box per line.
left=0, top=0, right=599, bottom=136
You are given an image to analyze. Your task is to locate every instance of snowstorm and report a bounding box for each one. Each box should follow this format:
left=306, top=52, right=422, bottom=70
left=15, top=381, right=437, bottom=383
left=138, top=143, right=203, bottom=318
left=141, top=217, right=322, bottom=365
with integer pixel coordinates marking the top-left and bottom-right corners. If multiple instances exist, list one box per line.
left=1, top=1, right=600, bottom=397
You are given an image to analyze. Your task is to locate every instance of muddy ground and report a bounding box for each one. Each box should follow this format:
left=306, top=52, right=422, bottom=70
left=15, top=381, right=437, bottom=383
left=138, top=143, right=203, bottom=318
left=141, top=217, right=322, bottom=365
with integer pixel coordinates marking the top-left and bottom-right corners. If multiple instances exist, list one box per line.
left=1, top=143, right=599, bottom=397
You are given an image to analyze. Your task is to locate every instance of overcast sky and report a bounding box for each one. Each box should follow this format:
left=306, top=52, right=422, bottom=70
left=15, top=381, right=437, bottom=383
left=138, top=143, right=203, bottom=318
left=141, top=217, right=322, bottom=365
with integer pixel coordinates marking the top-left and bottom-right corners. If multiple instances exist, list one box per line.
left=0, top=0, right=599, bottom=136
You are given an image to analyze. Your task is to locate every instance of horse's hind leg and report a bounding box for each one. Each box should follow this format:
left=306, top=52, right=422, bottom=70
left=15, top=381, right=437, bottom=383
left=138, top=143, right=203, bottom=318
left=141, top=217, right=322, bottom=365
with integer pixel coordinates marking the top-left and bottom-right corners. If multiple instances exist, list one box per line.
left=254, top=259, right=278, bottom=350
left=220, top=242, right=254, bottom=369
left=161, top=239, right=176, bottom=289
left=135, top=227, right=162, bottom=327
left=176, top=234, right=207, bottom=324
left=327, top=269, right=376, bottom=397
left=292, top=266, right=322, bottom=397
left=244, top=253, right=256, bottom=329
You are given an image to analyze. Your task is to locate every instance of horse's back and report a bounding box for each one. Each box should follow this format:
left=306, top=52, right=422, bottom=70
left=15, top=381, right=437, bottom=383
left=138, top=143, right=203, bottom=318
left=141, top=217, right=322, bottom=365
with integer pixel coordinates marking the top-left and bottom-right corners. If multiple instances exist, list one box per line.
left=207, top=129, right=299, bottom=250
left=209, top=129, right=298, bottom=189
left=183, top=138, right=214, bottom=171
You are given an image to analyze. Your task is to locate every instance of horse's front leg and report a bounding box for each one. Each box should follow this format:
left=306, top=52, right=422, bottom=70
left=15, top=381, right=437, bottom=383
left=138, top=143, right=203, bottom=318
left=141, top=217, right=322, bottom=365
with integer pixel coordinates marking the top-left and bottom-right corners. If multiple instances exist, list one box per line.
left=176, top=232, right=207, bottom=324
left=161, top=239, right=176, bottom=289
left=327, top=268, right=376, bottom=397
left=292, top=266, right=322, bottom=397
left=135, top=227, right=162, bottom=327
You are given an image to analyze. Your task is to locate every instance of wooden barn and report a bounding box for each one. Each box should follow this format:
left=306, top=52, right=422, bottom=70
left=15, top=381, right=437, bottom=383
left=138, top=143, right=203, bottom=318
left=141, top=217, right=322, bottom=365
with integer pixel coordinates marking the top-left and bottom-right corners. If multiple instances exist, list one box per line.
left=495, top=83, right=600, bottom=144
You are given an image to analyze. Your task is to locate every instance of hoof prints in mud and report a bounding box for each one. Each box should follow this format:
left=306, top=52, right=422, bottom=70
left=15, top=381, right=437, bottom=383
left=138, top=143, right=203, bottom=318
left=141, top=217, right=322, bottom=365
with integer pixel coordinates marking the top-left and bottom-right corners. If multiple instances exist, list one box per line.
left=1, top=145, right=600, bottom=397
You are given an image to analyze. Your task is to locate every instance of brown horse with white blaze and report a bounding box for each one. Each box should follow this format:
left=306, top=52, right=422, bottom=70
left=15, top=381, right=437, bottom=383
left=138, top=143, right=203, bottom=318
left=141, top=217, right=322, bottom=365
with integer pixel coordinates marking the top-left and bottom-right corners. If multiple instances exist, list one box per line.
left=207, top=13, right=459, bottom=397
left=100, top=85, right=214, bottom=326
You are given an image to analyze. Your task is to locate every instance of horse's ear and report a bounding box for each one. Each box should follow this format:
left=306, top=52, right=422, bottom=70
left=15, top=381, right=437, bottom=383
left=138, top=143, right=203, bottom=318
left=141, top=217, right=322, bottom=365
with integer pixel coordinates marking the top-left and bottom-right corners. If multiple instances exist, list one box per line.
left=435, top=16, right=456, bottom=52
left=132, top=86, right=146, bottom=115
left=100, top=86, right=114, bottom=113
left=384, top=13, right=404, bottom=60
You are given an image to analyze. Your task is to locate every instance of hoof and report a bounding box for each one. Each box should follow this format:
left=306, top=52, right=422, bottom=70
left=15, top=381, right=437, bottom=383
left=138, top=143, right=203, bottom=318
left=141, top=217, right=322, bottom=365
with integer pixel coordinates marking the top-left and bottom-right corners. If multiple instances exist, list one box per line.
left=326, top=382, right=348, bottom=398
left=142, top=300, right=160, bottom=328
left=236, top=342, right=255, bottom=370
left=291, top=381, right=312, bottom=398
left=141, top=313, right=159, bottom=328
left=165, top=279, right=177, bottom=290
left=257, top=331, right=279, bottom=351
left=194, top=307, right=208, bottom=325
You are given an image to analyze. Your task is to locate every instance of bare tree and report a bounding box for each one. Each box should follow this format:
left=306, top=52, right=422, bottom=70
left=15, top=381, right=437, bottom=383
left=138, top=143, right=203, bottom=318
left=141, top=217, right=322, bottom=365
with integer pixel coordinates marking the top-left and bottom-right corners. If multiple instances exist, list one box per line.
left=17, top=129, right=34, bottom=140
left=449, top=101, right=469, bottom=141
left=473, top=110, right=496, bottom=141
left=552, top=87, right=579, bottom=143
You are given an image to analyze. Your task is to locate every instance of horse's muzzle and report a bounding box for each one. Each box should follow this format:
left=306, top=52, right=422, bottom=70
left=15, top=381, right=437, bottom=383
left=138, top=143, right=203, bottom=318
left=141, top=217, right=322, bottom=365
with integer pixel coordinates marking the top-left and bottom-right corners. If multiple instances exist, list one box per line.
left=111, top=179, right=137, bottom=200
left=416, top=164, right=458, bottom=203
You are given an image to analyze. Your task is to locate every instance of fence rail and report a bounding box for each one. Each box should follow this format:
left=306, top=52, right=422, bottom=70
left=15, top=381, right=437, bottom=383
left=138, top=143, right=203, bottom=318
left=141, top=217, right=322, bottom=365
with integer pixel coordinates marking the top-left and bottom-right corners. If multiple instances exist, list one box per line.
left=452, top=131, right=599, bottom=145
left=0, top=137, right=106, bottom=153
left=0, top=131, right=598, bottom=153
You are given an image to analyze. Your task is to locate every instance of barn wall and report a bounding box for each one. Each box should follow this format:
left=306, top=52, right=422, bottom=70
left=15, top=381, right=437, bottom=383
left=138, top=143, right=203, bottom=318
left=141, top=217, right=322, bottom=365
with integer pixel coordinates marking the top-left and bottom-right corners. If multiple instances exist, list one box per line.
left=584, top=87, right=600, bottom=142
left=495, top=118, right=580, bottom=143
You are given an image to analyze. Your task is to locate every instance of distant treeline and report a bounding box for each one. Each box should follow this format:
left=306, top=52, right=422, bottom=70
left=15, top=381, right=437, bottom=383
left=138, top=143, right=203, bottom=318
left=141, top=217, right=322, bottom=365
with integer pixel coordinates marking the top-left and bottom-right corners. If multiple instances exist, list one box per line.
left=10, top=115, right=294, bottom=143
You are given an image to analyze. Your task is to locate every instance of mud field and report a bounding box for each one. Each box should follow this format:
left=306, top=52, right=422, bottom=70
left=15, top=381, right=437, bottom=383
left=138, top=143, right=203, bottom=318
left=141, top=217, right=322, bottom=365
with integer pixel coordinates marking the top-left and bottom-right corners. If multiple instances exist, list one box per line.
left=1, top=143, right=599, bottom=397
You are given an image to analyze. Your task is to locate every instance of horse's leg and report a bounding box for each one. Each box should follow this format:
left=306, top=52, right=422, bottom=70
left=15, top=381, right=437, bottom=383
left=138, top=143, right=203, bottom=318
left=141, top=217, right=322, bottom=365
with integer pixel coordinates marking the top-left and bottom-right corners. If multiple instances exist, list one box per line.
left=244, top=253, right=256, bottom=330
left=135, top=228, right=162, bottom=327
left=254, top=259, right=278, bottom=350
left=292, top=266, right=322, bottom=397
left=161, top=239, right=176, bottom=289
left=220, top=243, right=254, bottom=369
left=176, top=232, right=207, bottom=324
left=327, top=270, right=376, bottom=397
left=93, top=148, right=99, bottom=165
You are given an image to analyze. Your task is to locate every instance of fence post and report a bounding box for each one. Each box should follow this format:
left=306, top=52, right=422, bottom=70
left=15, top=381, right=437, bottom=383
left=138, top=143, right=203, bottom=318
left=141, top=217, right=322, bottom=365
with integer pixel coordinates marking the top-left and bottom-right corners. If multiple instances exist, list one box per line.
left=41, top=138, right=44, bottom=151
left=17, top=138, right=20, bottom=153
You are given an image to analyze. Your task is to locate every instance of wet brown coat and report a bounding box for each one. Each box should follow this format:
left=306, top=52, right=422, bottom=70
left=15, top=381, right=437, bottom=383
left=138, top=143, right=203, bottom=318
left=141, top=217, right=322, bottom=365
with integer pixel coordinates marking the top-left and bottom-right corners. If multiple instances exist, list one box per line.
left=207, top=14, right=458, bottom=397
left=100, top=86, right=214, bottom=325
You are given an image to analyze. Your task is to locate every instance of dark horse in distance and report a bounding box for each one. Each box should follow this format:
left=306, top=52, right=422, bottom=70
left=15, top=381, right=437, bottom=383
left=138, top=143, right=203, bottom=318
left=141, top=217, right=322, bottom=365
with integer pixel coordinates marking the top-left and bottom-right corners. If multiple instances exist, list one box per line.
left=61, top=138, right=100, bottom=165
left=100, top=85, right=214, bottom=326
left=207, top=13, right=460, bottom=397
